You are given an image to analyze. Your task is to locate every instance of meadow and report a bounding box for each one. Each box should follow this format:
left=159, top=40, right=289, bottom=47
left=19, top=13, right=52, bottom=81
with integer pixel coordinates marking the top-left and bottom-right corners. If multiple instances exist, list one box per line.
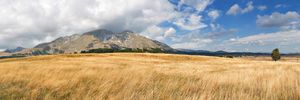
left=0, top=53, right=300, bottom=100
left=239, top=55, right=299, bottom=63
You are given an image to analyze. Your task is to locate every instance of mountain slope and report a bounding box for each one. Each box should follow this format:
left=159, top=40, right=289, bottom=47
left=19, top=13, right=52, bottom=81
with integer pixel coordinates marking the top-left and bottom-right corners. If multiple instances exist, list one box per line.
left=19, top=29, right=173, bottom=55
left=4, top=47, right=26, bottom=53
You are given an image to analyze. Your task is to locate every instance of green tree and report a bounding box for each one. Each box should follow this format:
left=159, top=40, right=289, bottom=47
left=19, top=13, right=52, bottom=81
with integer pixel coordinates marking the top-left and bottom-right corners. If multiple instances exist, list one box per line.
left=271, top=48, right=281, bottom=61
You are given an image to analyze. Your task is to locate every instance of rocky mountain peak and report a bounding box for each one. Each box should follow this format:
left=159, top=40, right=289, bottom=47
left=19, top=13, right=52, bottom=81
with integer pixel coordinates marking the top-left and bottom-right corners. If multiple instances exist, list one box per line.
left=83, top=29, right=114, bottom=42
left=121, top=30, right=134, bottom=34
left=84, top=29, right=113, bottom=35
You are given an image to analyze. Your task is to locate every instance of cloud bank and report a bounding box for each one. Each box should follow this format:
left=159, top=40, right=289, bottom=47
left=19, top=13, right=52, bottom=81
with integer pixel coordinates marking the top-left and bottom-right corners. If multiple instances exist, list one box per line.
left=0, top=0, right=218, bottom=49
left=0, top=0, right=177, bottom=49
left=256, top=12, right=300, bottom=29
left=229, top=30, right=300, bottom=46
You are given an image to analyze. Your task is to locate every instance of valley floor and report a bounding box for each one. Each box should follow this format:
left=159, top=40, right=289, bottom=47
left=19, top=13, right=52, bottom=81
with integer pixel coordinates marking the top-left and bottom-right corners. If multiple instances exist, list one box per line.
left=0, top=53, right=300, bottom=99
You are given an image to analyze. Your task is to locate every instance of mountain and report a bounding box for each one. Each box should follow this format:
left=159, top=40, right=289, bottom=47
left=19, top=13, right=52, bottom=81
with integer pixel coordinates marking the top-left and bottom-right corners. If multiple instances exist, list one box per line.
left=19, top=29, right=174, bottom=55
left=4, top=47, right=26, bottom=53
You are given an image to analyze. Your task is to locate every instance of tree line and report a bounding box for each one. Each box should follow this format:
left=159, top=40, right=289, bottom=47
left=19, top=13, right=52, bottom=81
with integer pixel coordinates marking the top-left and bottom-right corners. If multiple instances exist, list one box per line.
left=80, top=48, right=168, bottom=53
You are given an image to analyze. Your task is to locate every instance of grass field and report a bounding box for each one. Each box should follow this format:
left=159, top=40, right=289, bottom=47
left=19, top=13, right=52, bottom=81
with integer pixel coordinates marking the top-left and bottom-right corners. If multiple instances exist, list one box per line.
left=240, top=55, right=300, bottom=63
left=1, top=53, right=300, bottom=100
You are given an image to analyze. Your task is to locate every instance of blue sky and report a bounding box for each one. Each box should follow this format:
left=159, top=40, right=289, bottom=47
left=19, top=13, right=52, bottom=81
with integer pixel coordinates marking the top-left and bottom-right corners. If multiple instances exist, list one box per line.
left=0, top=0, right=300, bottom=53
left=162, top=0, right=300, bottom=53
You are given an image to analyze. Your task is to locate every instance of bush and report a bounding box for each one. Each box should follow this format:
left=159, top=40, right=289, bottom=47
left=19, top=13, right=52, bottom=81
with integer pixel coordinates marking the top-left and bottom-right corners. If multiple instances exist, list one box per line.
left=226, top=55, right=233, bottom=58
left=218, top=55, right=224, bottom=57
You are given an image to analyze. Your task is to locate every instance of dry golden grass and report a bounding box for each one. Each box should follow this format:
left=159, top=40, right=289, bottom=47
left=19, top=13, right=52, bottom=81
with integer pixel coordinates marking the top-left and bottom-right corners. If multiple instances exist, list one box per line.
left=0, top=53, right=300, bottom=100
left=240, top=55, right=300, bottom=63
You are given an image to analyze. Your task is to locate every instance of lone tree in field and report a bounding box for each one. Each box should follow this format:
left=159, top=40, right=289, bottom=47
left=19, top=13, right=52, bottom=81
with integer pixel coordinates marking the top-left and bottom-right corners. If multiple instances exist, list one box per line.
left=271, top=48, right=281, bottom=61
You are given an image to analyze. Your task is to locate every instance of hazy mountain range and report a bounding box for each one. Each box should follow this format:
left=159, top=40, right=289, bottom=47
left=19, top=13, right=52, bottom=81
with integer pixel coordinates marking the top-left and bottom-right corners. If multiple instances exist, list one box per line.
left=4, top=46, right=26, bottom=53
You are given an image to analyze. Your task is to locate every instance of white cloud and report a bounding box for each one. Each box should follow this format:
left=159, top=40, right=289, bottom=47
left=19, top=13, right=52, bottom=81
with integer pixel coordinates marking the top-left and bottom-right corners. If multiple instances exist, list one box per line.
left=142, top=26, right=177, bottom=41
left=170, top=30, right=213, bottom=49
left=217, top=24, right=220, bottom=29
left=172, top=0, right=216, bottom=31
left=201, top=39, right=213, bottom=43
left=171, top=37, right=212, bottom=49
left=141, top=25, right=165, bottom=40
left=171, top=40, right=211, bottom=49
left=210, top=24, right=216, bottom=31
left=275, top=5, right=282, bottom=8
left=173, top=14, right=207, bottom=30
left=182, top=7, right=195, bottom=13
left=274, top=5, right=287, bottom=8
left=178, top=0, right=214, bottom=13
left=256, top=12, right=300, bottom=29
left=203, top=29, right=238, bottom=38
left=226, top=1, right=254, bottom=15
left=241, top=1, right=254, bottom=14
left=0, top=0, right=177, bottom=49
left=291, top=21, right=300, bottom=29
left=229, top=38, right=236, bottom=41
left=170, top=30, right=204, bottom=42
left=155, top=36, right=165, bottom=42
left=258, top=5, right=267, bottom=11
left=210, top=23, right=220, bottom=31
left=208, top=10, right=220, bottom=21
left=172, top=31, right=202, bottom=42
left=230, top=30, right=300, bottom=46
left=164, top=28, right=176, bottom=38
left=226, top=4, right=241, bottom=15
left=171, top=37, right=183, bottom=42
left=189, top=14, right=202, bottom=26
left=172, top=27, right=235, bottom=49
left=222, top=36, right=239, bottom=43
left=172, top=42, right=203, bottom=49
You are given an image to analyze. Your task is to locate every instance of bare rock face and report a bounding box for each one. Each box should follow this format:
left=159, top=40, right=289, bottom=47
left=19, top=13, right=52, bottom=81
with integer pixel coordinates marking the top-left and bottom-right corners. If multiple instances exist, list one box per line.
left=19, top=29, right=173, bottom=54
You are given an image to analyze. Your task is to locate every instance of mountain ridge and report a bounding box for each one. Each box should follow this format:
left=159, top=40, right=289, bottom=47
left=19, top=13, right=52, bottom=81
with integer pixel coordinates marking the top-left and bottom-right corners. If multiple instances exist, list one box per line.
left=18, top=29, right=174, bottom=55
left=4, top=46, right=26, bottom=53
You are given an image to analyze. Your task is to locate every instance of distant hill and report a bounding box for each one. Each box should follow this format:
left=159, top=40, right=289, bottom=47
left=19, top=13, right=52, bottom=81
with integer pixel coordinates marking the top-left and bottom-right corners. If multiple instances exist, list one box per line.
left=4, top=47, right=26, bottom=53
left=18, top=29, right=174, bottom=55
left=174, top=49, right=271, bottom=56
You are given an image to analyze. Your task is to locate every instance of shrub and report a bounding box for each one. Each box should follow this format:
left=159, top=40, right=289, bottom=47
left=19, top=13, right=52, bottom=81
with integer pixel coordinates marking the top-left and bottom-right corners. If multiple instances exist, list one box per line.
left=226, top=55, right=233, bottom=58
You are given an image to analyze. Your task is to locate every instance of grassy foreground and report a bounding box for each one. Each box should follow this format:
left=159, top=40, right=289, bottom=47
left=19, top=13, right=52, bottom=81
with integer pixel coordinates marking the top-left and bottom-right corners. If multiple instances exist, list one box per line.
left=0, top=53, right=300, bottom=100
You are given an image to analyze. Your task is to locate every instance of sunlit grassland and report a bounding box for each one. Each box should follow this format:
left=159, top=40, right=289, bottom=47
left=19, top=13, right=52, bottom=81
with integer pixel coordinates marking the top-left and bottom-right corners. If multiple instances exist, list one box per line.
left=240, top=55, right=300, bottom=63
left=0, top=53, right=300, bottom=99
